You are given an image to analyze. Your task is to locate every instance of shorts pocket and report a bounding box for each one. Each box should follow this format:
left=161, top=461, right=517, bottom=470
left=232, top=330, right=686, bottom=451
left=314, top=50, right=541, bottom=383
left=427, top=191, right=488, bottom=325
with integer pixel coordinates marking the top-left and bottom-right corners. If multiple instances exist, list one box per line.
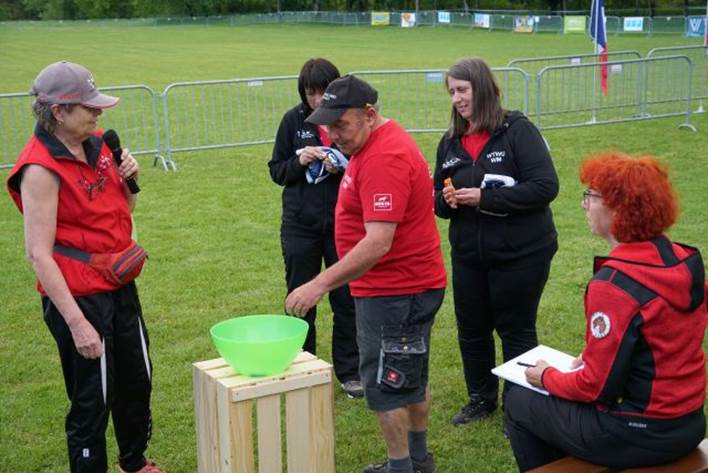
left=377, top=325, right=427, bottom=393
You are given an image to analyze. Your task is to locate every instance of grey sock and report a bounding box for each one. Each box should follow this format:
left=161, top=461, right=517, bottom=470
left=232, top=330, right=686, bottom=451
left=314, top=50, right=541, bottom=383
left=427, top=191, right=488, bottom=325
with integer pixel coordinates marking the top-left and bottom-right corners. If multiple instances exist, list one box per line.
left=408, top=430, right=428, bottom=462
left=388, top=456, right=413, bottom=473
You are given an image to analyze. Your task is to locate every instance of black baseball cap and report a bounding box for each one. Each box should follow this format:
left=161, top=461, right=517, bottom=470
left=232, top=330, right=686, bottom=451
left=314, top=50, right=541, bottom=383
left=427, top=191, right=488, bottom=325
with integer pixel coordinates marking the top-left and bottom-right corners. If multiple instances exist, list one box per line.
left=306, top=75, right=378, bottom=125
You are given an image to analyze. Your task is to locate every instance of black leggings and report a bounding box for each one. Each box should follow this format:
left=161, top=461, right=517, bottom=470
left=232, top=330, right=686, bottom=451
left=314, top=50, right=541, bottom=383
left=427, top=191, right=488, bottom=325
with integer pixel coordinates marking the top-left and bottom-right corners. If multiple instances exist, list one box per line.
left=43, top=282, right=152, bottom=473
left=281, top=229, right=360, bottom=383
left=505, top=385, right=706, bottom=471
left=451, top=256, right=552, bottom=405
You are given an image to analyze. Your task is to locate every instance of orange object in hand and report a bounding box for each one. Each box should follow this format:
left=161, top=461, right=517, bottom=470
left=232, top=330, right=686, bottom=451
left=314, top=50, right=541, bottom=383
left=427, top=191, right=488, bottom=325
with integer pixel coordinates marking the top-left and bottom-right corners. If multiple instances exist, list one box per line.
left=444, top=177, right=455, bottom=190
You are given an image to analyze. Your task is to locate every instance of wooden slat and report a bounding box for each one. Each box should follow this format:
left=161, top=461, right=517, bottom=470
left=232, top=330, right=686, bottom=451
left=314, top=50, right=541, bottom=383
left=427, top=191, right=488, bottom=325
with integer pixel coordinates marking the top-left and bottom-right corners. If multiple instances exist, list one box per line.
left=193, top=363, right=220, bottom=472
left=217, top=382, right=255, bottom=473
left=531, top=439, right=708, bottom=473
left=199, top=351, right=320, bottom=382
left=222, top=358, right=332, bottom=391
left=256, top=395, right=282, bottom=473
left=308, top=382, right=335, bottom=473
left=232, top=368, right=331, bottom=402
left=286, top=388, right=310, bottom=473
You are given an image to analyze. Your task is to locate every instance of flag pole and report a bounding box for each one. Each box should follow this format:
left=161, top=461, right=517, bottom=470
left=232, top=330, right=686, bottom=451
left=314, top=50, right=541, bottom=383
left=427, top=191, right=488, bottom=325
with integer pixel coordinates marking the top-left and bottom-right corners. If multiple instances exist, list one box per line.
left=591, top=0, right=599, bottom=123
left=701, top=0, right=707, bottom=112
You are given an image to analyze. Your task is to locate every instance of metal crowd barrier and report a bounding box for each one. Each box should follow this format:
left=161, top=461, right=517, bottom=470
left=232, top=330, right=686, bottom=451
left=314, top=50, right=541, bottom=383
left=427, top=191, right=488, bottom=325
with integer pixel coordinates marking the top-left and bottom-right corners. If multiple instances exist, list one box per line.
left=508, top=50, right=642, bottom=76
left=1, top=13, right=702, bottom=34
left=534, top=56, right=694, bottom=131
left=0, top=85, right=169, bottom=170
left=508, top=51, right=642, bottom=121
left=0, top=58, right=697, bottom=170
left=648, top=45, right=707, bottom=112
left=160, top=75, right=299, bottom=162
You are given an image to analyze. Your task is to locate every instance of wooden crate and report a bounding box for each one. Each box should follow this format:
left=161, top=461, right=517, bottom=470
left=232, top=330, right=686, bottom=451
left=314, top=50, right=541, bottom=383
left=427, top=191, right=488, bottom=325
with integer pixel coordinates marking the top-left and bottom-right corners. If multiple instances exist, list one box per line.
left=193, top=351, right=335, bottom=473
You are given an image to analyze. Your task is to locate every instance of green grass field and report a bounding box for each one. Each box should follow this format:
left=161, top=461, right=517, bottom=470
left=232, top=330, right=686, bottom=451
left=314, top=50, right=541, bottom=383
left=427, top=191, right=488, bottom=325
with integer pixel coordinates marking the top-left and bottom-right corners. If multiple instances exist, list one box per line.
left=1, top=23, right=706, bottom=473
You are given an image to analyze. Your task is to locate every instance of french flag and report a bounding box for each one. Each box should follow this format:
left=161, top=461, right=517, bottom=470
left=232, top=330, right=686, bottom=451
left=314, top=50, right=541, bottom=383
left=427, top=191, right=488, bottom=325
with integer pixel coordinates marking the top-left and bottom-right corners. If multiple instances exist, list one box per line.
left=589, top=0, right=608, bottom=95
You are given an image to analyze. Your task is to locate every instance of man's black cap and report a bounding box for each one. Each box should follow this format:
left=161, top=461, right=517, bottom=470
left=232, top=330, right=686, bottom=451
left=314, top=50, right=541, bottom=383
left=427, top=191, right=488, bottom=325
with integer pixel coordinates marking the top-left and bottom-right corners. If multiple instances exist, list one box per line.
left=306, top=75, right=378, bottom=125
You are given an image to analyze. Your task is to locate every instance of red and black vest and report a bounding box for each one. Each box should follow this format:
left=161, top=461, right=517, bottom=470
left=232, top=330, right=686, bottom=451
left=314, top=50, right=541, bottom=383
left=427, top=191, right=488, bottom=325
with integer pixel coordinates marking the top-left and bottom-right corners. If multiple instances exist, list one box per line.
left=7, top=125, right=133, bottom=296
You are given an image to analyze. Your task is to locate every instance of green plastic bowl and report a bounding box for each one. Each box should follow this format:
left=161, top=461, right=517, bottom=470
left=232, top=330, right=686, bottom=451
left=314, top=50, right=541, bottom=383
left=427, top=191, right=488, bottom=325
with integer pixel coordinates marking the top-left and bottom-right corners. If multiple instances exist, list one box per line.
left=210, top=315, right=308, bottom=377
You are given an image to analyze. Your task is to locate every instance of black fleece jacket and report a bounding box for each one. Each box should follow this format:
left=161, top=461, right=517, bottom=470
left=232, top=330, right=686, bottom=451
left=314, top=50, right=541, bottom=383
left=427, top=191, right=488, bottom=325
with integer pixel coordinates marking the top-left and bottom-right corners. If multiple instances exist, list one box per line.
left=268, top=103, right=343, bottom=236
left=433, top=111, right=559, bottom=266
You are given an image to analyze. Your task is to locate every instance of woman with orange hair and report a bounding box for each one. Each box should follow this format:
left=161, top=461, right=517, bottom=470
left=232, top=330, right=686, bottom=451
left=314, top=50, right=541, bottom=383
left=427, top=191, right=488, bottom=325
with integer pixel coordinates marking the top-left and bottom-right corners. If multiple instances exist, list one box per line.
left=505, top=152, right=707, bottom=471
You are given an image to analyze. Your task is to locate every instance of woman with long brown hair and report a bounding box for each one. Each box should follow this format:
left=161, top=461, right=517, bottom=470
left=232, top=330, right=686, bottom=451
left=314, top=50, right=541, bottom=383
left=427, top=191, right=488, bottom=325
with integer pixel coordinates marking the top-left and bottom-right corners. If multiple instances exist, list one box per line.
left=433, top=57, right=559, bottom=426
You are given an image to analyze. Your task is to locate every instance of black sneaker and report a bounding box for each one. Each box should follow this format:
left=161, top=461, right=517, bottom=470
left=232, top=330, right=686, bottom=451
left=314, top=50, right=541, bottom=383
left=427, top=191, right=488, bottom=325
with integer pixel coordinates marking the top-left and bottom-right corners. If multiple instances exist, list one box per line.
left=413, top=453, right=438, bottom=473
left=362, top=461, right=390, bottom=473
left=362, top=454, right=437, bottom=473
left=451, top=399, right=497, bottom=426
left=341, top=379, right=365, bottom=399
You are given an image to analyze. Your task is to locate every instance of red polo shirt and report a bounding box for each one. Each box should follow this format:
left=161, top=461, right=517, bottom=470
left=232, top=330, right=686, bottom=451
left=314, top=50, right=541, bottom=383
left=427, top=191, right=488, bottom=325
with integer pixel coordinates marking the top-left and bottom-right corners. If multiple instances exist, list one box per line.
left=7, top=125, right=133, bottom=296
left=335, top=120, right=447, bottom=297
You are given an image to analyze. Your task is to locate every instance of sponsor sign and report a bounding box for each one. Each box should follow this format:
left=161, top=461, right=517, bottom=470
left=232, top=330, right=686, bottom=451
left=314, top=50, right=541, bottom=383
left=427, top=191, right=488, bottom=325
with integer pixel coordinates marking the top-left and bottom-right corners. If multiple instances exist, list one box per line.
left=564, top=15, right=586, bottom=33
left=474, top=13, right=490, bottom=28
left=401, top=12, right=416, bottom=28
left=438, top=11, right=451, bottom=24
left=686, top=16, right=706, bottom=38
left=514, top=15, right=535, bottom=33
left=425, top=72, right=444, bottom=83
left=623, top=16, right=644, bottom=32
left=371, top=11, right=390, bottom=26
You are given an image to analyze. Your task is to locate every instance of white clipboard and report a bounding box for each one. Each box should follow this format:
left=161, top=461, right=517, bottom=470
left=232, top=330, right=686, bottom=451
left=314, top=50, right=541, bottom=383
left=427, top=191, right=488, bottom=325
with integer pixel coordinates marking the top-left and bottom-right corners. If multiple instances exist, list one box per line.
left=491, top=344, right=582, bottom=395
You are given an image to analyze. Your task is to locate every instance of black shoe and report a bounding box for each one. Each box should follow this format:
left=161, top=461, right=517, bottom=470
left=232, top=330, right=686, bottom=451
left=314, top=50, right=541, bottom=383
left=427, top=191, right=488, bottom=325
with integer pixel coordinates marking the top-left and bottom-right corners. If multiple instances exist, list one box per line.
left=451, top=399, right=497, bottom=426
left=413, top=453, right=438, bottom=473
left=362, top=461, right=390, bottom=473
left=363, top=454, right=437, bottom=473
left=341, top=379, right=365, bottom=399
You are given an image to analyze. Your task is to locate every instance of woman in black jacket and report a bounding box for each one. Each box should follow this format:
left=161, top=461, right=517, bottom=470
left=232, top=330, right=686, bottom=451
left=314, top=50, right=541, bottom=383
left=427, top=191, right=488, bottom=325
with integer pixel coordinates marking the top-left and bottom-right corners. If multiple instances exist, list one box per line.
left=433, top=57, right=559, bottom=425
left=268, top=58, right=362, bottom=398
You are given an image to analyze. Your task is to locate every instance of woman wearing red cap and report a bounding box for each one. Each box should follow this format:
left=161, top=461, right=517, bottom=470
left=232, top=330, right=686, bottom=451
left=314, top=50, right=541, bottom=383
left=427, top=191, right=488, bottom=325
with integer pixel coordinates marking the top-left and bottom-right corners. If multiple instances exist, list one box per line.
left=6, top=62, right=162, bottom=473
left=506, top=152, right=707, bottom=471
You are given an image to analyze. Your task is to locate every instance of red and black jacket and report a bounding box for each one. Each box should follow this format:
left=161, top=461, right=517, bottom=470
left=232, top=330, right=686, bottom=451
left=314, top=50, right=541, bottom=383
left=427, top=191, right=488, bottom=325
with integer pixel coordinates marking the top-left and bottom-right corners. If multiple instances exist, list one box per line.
left=544, top=236, right=707, bottom=420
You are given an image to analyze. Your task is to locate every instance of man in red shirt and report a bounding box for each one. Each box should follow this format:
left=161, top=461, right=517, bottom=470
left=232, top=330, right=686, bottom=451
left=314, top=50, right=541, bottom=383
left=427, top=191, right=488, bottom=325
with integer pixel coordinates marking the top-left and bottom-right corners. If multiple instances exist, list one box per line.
left=286, top=75, right=446, bottom=473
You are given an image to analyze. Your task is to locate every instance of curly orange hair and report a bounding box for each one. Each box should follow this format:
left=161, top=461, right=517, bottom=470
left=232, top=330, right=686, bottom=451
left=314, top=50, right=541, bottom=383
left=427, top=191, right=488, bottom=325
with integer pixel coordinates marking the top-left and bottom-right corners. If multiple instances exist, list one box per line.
left=579, top=152, right=679, bottom=242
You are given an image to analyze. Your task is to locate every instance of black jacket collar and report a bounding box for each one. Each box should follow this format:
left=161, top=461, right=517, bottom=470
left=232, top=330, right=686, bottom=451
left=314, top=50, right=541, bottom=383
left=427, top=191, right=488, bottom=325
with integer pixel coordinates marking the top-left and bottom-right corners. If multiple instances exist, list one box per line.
left=34, top=123, right=102, bottom=169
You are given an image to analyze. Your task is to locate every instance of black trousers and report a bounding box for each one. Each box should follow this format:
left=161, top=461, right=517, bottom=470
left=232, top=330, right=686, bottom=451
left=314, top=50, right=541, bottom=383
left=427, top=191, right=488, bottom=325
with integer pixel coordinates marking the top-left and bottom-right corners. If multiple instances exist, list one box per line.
left=43, top=282, right=152, bottom=473
left=281, top=229, right=360, bottom=383
left=451, top=255, right=551, bottom=405
left=505, top=385, right=707, bottom=472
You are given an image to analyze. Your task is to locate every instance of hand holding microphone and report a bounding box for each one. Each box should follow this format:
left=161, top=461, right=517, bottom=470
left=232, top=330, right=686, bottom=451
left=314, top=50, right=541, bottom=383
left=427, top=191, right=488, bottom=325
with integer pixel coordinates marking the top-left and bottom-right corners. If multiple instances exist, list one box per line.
left=103, top=129, right=140, bottom=194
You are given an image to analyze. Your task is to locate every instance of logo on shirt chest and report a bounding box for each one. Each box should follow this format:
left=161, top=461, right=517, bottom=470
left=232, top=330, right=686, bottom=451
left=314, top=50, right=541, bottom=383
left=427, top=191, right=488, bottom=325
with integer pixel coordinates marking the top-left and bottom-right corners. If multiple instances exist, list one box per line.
left=485, top=151, right=505, bottom=163
left=373, top=193, right=393, bottom=211
left=296, top=129, right=315, bottom=140
left=442, top=156, right=461, bottom=169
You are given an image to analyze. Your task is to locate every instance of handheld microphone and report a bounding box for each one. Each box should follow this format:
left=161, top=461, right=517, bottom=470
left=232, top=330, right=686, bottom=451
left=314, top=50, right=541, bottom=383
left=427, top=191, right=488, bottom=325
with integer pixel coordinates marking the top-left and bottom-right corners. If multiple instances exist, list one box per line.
left=103, top=129, right=140, bottom=194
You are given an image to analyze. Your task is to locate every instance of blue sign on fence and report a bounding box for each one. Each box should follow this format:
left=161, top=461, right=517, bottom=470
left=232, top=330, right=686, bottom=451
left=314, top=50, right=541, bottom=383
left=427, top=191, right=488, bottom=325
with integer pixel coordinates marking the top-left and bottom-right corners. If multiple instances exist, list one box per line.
left=686, top=16, right=706, bottom=37
left=426, top=72, right=444, bottom=83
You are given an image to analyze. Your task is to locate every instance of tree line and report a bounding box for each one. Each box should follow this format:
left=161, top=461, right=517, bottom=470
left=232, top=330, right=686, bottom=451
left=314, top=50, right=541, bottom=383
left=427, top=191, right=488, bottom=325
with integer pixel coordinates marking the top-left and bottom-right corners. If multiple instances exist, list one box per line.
left=0, top=0, right=704, bottom=21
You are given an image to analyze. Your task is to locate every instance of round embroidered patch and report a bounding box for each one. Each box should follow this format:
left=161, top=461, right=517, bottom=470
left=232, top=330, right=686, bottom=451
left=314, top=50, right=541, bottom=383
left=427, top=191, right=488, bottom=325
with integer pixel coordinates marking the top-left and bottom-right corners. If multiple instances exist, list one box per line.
left=590, top=312, right=611, bottom=339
